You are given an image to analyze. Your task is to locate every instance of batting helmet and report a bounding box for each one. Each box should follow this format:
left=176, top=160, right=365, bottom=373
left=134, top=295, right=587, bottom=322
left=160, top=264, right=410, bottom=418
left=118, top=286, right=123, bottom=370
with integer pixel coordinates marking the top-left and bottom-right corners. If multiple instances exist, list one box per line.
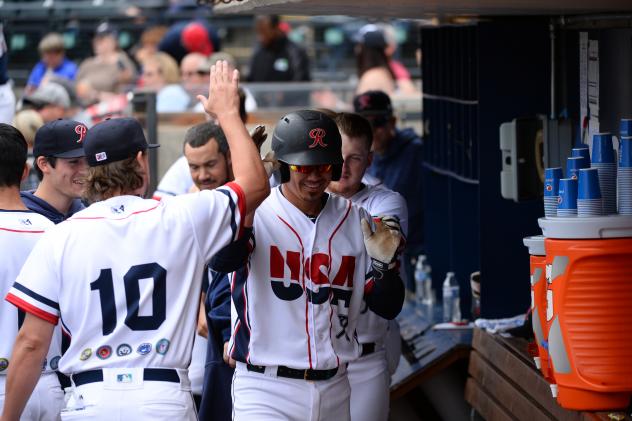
left=271, top=110, right=343, bottom=182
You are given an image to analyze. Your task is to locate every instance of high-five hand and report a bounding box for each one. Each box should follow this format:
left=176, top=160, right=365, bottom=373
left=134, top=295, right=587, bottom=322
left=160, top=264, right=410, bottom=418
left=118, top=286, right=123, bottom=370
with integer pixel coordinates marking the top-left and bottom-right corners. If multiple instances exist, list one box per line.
left=197, top=60, right=240, bottom=120
left=361, top=217, right=401, bottom=265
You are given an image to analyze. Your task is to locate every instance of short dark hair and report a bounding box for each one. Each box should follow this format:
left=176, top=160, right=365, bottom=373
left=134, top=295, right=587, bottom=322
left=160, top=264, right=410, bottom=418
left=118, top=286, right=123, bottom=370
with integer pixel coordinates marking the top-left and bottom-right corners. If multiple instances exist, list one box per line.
left=183, top=122, right=228, bottom=155
left=0, top=124, right=28, bottom=187
left=334, top=112, right=373, bottom=151
left=33, top=156, right=57, bottom=181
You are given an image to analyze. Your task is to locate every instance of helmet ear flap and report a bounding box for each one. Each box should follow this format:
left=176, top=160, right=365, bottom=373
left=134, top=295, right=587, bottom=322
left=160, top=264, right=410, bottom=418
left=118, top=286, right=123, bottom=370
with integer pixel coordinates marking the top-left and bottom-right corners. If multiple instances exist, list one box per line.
left=279, top=162, right=291, bottom=183
left=331, top=164, right=342, bottom=181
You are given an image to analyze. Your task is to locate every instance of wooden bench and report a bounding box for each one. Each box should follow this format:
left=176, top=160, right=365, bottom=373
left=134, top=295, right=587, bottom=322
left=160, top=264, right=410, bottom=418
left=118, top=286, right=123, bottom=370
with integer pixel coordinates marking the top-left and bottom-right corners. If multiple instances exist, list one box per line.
left=466, top=328, right=632, bottom=421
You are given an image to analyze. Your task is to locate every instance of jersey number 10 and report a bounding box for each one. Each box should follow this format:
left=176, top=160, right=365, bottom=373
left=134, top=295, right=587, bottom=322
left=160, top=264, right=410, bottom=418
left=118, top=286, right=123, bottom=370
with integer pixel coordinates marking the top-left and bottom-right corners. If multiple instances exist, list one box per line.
left=90, top=262, right=167, bottom=335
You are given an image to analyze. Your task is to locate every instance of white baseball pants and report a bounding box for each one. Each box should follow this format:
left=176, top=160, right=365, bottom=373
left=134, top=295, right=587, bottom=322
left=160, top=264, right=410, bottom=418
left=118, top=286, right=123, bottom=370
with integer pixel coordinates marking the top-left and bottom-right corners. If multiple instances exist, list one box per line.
left=232, top=362, right=351, bottom=421
left=348, top=349, right=390, bottom=421
left=0, top=372, right=64, bottom=421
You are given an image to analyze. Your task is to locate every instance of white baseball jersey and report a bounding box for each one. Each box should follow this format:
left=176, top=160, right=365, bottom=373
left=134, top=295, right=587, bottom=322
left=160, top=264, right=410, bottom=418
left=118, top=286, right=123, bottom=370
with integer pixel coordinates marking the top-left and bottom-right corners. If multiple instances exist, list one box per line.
left=228, top=186, right=373, bottom=370
left=348, top=184, right=408, bottom=344
left=6, top=184, right=244, bottom=375
left=1, top=210, right=62, bottom=376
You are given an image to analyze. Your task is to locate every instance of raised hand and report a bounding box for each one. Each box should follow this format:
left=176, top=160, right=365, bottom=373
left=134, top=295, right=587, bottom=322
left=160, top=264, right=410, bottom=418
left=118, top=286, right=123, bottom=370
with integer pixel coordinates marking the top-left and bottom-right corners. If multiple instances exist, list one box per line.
left=197, top=60, right=240, bottom=120
left=361, top=216, right=402, bottom=265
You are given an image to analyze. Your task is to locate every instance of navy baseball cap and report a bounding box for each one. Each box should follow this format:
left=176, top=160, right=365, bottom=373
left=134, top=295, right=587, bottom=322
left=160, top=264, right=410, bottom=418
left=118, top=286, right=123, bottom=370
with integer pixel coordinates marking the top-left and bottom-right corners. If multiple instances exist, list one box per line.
left=95, top=21, right=118, bottom=38
left=33, top=119, right=88, bottom=159
left=84, top=118, right=159, bottom=167
left=353, top=90, right=393, bottom=117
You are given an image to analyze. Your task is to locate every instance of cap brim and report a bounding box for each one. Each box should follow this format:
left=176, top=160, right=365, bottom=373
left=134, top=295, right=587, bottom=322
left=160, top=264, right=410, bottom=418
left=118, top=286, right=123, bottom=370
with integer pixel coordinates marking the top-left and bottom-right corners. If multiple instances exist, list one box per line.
left=53, top=148, right=86, bottom=158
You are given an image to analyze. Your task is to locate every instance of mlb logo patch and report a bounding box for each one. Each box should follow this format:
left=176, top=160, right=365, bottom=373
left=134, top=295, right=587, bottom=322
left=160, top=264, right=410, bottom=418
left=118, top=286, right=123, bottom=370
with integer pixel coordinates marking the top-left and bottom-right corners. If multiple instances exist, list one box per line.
left=116, top=373, right=133, bottom=383
left=95, top=152, right=107, bottom=162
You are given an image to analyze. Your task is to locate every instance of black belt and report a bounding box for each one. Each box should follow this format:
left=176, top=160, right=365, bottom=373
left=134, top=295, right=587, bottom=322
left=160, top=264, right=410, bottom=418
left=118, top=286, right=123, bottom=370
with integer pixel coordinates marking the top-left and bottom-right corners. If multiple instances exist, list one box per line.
left=361, top=342, right=376, bottom=357
left=246, top=364, right=339, bottom=381
left=72, top=368, right=180, bottom=386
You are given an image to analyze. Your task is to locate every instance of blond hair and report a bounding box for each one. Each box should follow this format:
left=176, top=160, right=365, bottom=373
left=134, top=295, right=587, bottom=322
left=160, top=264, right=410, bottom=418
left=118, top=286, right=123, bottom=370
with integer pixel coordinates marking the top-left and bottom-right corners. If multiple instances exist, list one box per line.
left=145, top=52, right=181, bottom=84
left=83, top=155, right=144, bottom=203
left=13, top=110, right=44, bottom=148
left=39, top=33, right=65, bottom=53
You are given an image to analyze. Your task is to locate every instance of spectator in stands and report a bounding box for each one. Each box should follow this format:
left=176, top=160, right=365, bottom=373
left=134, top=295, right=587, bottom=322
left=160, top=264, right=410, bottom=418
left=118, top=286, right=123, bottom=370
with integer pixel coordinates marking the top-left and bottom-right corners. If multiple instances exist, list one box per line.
left=76, top=22, right=137, bottom=104
left=132, top=25, right=169, bottom=68
left=13, top=109, right=44, bottom=191
left=180, top=52, right=209, bottom=100
left=354, top=27, right=397, bottom=95
left=159, top=21, right=220, bottom=63
left=184, top=52, right=257, bottom=113
left=25, top=33, right=78, bottom=95
left=0, top=28, right=15, bottom=124
left=141, top=52, right=190, bottom=112
left=22, top=82, right=70, bottom=123
left=354, top=90, right=424, bottom=291
left=247, top=15, right=311, bottom=106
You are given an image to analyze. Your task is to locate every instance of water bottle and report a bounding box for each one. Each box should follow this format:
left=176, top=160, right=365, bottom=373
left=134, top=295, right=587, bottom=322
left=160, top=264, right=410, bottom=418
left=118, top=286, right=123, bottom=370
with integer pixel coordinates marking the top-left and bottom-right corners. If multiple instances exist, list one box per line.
left=414, top=255, right=427, bottom=303
left=442, top=272, right=461, bottom=322
left=422, top=263, right=433, bottom=305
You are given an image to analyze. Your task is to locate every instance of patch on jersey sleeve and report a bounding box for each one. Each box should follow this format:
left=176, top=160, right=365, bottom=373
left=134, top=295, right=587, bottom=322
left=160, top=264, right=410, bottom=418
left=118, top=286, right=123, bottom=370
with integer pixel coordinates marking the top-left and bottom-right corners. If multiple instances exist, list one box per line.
left=79, top=348, right=92, bottom=361
left=137, top=343, right=152, bottom=355
left=97, top=345, right=112, bottom=359
left=156, top=339, right=170, bottom=355
left=116, top=344, right=132, bottom=357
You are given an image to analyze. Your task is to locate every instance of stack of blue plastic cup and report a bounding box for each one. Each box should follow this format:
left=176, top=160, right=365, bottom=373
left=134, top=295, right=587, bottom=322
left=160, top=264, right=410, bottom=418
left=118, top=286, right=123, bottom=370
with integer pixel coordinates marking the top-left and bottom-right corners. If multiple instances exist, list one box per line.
left=620, top=118, right=632, bottom=137
left=567, top=156, right=588, bottom=180
left=618, top=136, right=632, bottom=215
left=557, top=178, right=578, bottom=217
left=544, top=167, right=563, bottom=217
left=577, top=168, right=603, bottom=217
left=591, top=133, right=617, bottom=214
left=571, top=146, right=591, bottom=168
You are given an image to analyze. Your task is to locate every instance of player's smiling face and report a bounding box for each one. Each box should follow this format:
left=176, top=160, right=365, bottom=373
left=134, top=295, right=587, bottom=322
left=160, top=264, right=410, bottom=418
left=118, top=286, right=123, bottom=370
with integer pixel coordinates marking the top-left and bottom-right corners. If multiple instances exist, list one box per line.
left=328, top=134, right=371, bottom=198
left=283, top=164, right=333, bottom=213
left=184, top=139, right=230, bottom=191
left=49, top=156, right=88, bottom=198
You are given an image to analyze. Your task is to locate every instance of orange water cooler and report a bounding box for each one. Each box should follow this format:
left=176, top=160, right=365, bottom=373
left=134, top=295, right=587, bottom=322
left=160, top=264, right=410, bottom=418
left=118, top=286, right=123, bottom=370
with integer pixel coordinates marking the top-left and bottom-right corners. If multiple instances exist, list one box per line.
left=523, top=235, right=555, bottom=384
left=539, top=216, right=632, bottom=410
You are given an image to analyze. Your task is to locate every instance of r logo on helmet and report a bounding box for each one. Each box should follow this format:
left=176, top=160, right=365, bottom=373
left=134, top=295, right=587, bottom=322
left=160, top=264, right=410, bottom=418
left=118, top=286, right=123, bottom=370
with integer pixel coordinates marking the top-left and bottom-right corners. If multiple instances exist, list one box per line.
left=308, top=128, right=327, bottom=149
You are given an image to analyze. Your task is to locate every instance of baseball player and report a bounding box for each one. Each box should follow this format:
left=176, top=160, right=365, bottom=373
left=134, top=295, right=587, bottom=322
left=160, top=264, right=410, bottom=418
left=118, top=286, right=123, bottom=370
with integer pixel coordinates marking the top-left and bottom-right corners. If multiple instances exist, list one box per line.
left=178, top=121, right=233, bottom=409
left=21, top=119, right=88, bottom=224
left=1, top=61, right=270, bottom=421
left=219, top=110, right=404, bottom=421
left=0, top=123, right=64, bottom=420
left=327, top=112, right=408, bottom=421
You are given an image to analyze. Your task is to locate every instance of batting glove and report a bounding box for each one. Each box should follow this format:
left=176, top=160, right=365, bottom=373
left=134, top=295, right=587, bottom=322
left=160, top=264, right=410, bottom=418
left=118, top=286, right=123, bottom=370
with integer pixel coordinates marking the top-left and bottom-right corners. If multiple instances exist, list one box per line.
left=262, top=151, right=280, bottom=178
left=361, top=216, right=402, bottom=269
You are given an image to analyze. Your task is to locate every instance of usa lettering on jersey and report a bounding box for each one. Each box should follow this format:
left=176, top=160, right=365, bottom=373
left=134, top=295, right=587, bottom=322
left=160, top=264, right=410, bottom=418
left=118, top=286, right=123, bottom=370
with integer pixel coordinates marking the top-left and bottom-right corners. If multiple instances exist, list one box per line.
left=228, top=187, right=372, bottom=370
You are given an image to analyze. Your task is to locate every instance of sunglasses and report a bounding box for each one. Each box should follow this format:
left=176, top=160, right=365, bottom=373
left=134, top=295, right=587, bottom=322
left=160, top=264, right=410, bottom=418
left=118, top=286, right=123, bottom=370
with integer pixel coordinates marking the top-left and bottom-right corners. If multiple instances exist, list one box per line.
left=289, top=164, right=333, bottom=174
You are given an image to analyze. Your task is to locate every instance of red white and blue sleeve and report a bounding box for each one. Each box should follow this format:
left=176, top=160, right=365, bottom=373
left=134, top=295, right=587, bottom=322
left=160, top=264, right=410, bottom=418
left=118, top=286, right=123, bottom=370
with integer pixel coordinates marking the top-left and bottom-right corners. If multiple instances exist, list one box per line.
left=181, top=181, right=246, bottom=263
left=5, top=234, right=60, bottom=325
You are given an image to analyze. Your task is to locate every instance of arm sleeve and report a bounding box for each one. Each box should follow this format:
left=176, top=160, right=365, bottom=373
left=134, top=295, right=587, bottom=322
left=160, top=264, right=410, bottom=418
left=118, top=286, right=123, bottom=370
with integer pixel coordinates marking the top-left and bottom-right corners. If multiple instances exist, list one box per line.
left=364, top=268, right=405, bottom=320
left=179, top=182, right=246, bottom=262
left=208, top=227, right=254, bottom=273
left=206, top=270, right=233, bottom=344
left=5, top=233, right=60, bottom=325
